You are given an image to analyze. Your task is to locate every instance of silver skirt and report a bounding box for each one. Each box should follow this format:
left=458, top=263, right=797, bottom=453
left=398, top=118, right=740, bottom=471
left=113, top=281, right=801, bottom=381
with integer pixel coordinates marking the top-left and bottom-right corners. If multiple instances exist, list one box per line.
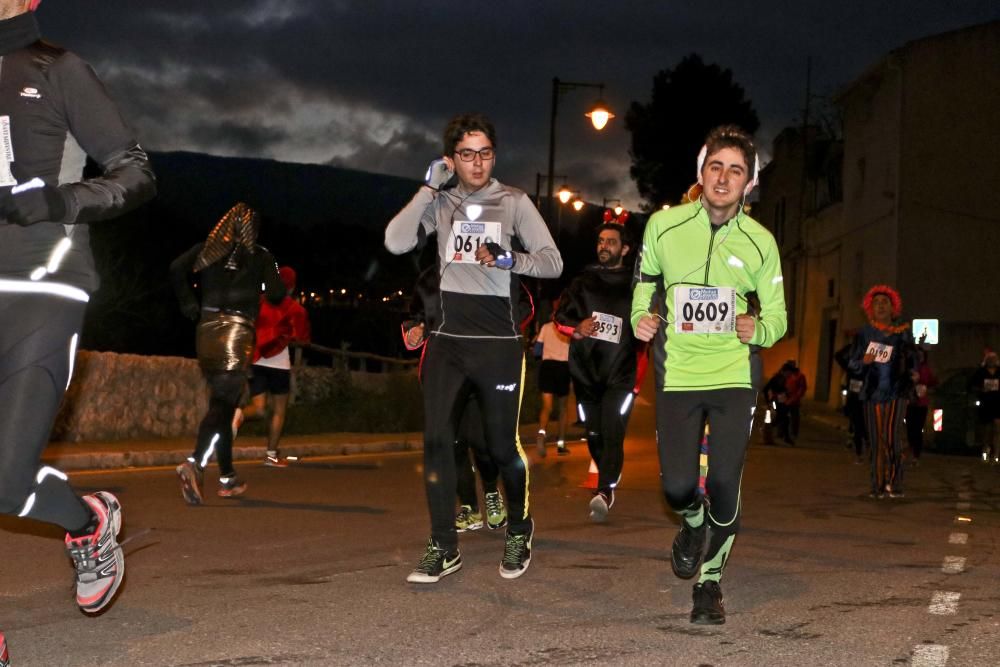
left=196, top=311, right=255, bottom=373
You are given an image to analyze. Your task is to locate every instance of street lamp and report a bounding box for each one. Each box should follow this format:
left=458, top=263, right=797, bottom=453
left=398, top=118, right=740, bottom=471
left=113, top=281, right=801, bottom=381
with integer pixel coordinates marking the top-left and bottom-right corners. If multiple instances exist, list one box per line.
left=603, top=197, right=624, bottom=217
left=534, top=172, right=568, bottom=209
left=558, top=185, right=573, bottom=204
left=546, top=77, right=615, bottom=227
left=571, top=199, right=585, bottom=212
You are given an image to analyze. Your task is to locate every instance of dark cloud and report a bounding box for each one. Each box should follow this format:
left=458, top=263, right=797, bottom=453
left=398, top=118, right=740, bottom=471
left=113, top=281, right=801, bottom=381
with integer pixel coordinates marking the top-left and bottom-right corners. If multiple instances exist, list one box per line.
left=36, top=0, right=1000, bottom=208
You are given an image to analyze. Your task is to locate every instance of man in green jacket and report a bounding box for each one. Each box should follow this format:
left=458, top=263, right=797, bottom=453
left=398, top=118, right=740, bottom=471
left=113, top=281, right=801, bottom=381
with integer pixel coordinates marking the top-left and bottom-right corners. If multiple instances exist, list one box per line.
left=631, top=125, right=786, bottom=624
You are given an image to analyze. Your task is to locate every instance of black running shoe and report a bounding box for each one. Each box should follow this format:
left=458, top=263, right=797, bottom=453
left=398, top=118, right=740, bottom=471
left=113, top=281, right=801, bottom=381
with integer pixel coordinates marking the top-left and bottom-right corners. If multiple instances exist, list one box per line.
left=671, top=515, right=708, bottom=579
left=499, top=521, right=533, bottom=579
left=406, top=539, right=462, bottom=583
left=690, top=580, right=725, bottom=624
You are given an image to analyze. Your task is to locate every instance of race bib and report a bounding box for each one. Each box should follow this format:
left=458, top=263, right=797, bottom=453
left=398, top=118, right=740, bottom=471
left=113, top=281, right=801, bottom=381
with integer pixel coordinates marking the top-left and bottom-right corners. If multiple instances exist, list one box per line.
left=450, top=221, right=501, bottom=264
left=674, top=286, right=735, bottom=334
left=0, top=116, right=17, bottom=187
left=985, top=378, right=999, bottom=392
left=849, top=379, right=863, bottom=393
left=590, top=312, right=623, bottom=344
left=865, top=341, right=893, bottom=364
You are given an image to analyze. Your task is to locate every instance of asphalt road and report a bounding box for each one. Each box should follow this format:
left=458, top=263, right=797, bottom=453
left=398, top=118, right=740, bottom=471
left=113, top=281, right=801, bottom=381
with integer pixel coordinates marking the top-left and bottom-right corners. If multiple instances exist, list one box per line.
left=2, top=395, right=998, bottom=666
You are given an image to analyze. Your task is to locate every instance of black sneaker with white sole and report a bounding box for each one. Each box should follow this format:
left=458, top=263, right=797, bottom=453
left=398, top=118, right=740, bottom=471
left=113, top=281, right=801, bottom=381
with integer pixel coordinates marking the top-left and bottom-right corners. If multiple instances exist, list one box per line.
left=406, top=539, right=462, bottom=583
left=499, top=521, right=533, bottom=579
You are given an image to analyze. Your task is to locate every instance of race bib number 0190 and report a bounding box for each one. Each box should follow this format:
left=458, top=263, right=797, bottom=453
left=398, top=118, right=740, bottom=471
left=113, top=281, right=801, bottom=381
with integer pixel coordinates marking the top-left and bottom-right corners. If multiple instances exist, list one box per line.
left=674, top=286, right=735, bottom=334
left=450, top=221, right=501, bottom=263
left=590, top=312, right=623, bottom=344
left=865, top=341, right=893, bottom=364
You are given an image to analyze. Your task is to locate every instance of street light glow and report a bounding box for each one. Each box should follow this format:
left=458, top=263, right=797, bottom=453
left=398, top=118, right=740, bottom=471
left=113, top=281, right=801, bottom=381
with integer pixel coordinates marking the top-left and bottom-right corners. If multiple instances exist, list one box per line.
left=558, top=185, right=573, bottom=204
left=572, top=199, right=584, bottom=211
left=613, top=205, right=624, bottom=216
left=586, top=101, right=615, bottom=130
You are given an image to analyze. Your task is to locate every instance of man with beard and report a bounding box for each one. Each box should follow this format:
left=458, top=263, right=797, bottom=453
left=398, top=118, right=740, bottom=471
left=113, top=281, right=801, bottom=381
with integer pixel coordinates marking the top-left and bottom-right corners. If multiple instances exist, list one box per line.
left=555, top=220, right=640, bottom=522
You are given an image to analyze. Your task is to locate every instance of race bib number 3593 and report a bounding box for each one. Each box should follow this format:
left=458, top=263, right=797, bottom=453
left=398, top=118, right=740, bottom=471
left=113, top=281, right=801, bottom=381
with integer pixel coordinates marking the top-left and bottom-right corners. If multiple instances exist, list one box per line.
left=674, top=286, right=736, bottom=334
left=590, top=312, right=623, bottom=344
left=450, top=221, right=501, bottom=264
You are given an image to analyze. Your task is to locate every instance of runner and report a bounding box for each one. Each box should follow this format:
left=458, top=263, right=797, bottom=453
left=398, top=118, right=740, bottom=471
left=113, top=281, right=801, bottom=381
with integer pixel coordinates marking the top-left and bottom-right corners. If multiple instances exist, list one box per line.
left=170, top=202, right=284, bottom=503
left=385, top=112, right=562, bottom=582
left=555, top=220, right=641, bottom=522
left=632, top=125, right=786, bottom=624
left=848, top=284, right=916, bottom=497
left=533, top=316, right=571, bottom=457
left=235, top=265, right=311, bottom=467
left=0, top=0, right=155, bottom=620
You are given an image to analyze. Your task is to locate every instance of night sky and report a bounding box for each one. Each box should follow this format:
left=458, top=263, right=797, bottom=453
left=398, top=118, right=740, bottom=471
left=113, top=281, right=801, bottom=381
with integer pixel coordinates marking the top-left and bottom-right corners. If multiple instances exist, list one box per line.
left=38, top=1, right=1000, bottom=210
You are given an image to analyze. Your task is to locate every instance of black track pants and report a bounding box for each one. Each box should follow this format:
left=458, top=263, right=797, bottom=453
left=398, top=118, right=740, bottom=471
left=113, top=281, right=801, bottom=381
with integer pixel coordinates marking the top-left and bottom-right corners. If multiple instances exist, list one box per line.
left=421, top=335, right=529, bottom=551
left=575, top=381, right=635, bottom=491
left=656, top=388, right=756, bottom=581
left=191, top=371, right=245, bottom=476
left=0, top=292, right=92, bottom=531
left=454, top=395, right=499, bottom=509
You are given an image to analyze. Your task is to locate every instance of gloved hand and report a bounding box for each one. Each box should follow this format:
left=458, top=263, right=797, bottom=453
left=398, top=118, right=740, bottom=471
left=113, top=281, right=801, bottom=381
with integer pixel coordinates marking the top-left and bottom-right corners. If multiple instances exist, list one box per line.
left=483, top=242, right=516, bottom=270
left=1, top=181, right=68, bottom=226
left=423, top=159, right=454, bottom=191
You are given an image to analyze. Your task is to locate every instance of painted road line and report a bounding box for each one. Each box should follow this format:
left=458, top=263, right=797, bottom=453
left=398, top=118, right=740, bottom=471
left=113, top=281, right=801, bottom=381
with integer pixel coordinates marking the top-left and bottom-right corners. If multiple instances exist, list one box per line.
left=948, top=532, right=968, bottom=545
left=928, top=591, right=961, bottom=615
left=912, top=644, right=949, bottom=667
left=941, top=556, right=966, bottom=574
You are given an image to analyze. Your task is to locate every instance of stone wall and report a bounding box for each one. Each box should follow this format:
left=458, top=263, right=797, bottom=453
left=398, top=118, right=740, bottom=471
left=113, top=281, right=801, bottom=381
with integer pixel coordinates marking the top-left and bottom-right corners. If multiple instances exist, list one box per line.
left=52, top=351, right=355, bottom=442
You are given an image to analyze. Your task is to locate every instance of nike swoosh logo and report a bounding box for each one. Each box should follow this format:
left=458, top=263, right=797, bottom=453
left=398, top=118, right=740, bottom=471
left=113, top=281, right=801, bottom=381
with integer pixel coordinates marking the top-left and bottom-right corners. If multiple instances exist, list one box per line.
left=443, top=554, right=460, bottom=569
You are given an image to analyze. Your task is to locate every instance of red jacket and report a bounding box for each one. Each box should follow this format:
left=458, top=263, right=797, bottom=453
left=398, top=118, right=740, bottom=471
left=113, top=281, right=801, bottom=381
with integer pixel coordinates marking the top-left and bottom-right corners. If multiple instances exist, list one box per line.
left=254, top=295, right=311, bottom=362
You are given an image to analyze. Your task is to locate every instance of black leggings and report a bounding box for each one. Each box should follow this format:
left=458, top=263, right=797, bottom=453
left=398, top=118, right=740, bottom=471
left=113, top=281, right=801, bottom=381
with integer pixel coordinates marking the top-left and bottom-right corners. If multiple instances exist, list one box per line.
left=421, top=335, right=529, bottom=550
left=575, top=381, right=635, bottom=490
left=0, top=292, right=92, bottom=532
left=656, top=388, right=756, bottom=582
left=454, top=395, right=499, bottom=509
left=191, top=371, right=245, bottom=476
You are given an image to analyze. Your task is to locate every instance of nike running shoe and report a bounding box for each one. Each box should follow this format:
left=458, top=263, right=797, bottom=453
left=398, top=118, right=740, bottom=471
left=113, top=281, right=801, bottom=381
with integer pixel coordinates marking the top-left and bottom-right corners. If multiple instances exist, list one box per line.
left=589, top=489, right=614, bottom=523
left=176, top=460, right=204, bottom=506
left=65, top=492, right=124, bottom=614
left=484, top=490, right=508, bottom=530
left=671, top=512, right=708, bottom=579
left=406, top=539, right=462, bottom=583
left=690, top=580, right=725, bottom=625
left=499, top=521, right=533, bottom=579
left=264, top=452, right=290, bottom=468
left=217, top=475, right=247, bottom=498
left=455, top=505, right=484, bottom=532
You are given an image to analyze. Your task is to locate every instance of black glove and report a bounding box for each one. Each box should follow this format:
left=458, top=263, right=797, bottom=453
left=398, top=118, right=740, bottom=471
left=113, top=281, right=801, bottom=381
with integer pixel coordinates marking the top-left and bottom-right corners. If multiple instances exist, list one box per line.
left=483, top=242, right=515, bottom=270
left=1, top=183, right=69, bottom=226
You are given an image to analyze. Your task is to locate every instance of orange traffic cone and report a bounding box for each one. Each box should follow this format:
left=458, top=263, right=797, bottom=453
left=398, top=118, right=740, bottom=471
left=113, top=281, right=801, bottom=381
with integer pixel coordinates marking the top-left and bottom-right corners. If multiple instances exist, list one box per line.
left=580, top=458, right=599, bottom=489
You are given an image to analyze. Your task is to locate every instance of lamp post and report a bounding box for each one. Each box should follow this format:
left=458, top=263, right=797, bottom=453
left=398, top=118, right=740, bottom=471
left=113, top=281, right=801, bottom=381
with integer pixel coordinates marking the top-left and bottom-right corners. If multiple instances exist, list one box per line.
left=534, top=172, right=568, bottom=210
left=546, top=77, right=615, bottom=229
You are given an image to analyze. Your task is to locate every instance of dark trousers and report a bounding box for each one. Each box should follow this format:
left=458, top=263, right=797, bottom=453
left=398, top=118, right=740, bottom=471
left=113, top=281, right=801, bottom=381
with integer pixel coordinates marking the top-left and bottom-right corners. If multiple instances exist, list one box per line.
left=575, top=380, right=635, bottom=491
left=845, top=393, right=866, bottom=456
left=905, top=404, right=928, bottom=459
left=454, top=395, right=499, bottom=509
left=0, top=292, right=91, bottom=531
left=191, top=371, right=245, bottom=476
left=865, top=399, right=908, bottom=494
left=656, top=388, right=756, bottom=580
left=421, top=336, right=530, bottom=550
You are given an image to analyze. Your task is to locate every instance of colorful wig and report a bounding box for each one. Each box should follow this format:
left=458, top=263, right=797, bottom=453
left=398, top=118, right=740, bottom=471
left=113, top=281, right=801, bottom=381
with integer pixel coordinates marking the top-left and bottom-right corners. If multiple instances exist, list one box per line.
left=862, top=284, right=903, bottom=320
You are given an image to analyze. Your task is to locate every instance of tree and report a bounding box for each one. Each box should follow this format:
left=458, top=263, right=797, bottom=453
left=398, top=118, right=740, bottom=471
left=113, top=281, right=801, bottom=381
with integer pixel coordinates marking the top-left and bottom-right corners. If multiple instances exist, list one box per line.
left=626, top=54, right=760, bottom=210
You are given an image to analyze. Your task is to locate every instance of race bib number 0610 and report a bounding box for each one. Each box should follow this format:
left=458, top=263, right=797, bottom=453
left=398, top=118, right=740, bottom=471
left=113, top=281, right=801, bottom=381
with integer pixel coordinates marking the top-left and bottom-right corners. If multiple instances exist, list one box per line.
left=674, top=286, right=736, bottom=334
left=451, top=221, right=501, bottom=263
left=590, top=312, right=623, bottom=344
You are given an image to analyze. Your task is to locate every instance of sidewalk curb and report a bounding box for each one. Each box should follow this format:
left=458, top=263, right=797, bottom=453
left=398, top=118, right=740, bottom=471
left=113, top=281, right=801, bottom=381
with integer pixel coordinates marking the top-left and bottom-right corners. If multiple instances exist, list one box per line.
left=42, top=438, right=423, bottom=472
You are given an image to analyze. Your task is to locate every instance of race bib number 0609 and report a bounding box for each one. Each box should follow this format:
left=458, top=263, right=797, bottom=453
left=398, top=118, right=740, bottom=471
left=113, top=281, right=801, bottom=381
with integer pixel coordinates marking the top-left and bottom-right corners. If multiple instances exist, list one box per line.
left=865, top=341, right=893, bottom=364
left=590, top=312, right=623, bottom=344
left=450, top=221, right=501, bottom=263
left=674, top=286, right=735, bottom=334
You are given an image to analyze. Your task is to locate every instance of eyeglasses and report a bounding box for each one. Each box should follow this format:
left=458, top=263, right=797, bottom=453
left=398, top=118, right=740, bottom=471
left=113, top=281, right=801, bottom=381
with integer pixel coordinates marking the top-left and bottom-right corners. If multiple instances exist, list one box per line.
left=454, top=147, right=495, bottom=162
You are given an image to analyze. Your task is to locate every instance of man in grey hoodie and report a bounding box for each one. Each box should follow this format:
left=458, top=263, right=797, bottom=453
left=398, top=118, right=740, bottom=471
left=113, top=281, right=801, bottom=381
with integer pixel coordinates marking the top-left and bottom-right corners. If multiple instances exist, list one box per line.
left=385, top=112, right=562, bottom=583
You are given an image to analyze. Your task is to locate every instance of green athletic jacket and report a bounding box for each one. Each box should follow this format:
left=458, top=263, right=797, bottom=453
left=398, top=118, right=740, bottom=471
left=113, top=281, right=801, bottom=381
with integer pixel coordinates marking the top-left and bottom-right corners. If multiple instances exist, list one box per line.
left=631, top=200, right=787, bottom=391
